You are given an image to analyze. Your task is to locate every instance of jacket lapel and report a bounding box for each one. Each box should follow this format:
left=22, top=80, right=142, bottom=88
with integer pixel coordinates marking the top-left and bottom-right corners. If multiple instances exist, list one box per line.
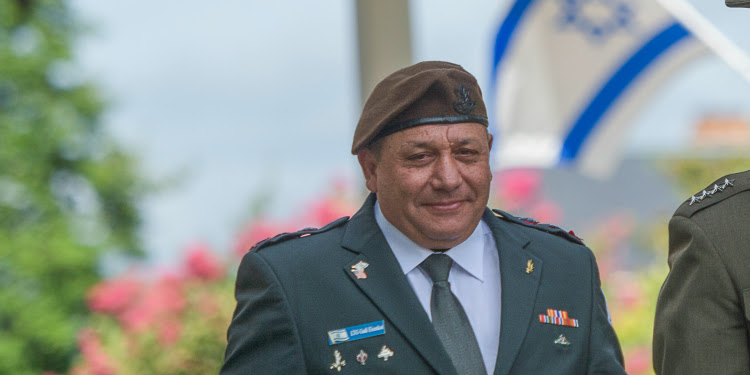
left=483, top=210, right=543, bottom=375
left=341, top=194, right=458, bottom=375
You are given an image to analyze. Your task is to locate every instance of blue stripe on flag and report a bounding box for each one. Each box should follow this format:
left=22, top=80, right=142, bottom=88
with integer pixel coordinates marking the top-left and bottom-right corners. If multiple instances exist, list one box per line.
left=559, top=22, right=692, bottom=164
left=489, top=0, right=538, bottom=154
left=491, top=0, right=537, bottom=85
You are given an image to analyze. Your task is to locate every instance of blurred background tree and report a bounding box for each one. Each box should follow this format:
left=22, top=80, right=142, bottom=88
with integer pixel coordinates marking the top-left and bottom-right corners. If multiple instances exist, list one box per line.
left=660, top=157, right=750, bottom=197
left=0, top=0, right=143, bottom=373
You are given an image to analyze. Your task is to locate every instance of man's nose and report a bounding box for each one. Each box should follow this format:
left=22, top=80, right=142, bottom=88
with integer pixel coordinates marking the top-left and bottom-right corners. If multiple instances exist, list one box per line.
left=431, top=156, right=462, bottom=191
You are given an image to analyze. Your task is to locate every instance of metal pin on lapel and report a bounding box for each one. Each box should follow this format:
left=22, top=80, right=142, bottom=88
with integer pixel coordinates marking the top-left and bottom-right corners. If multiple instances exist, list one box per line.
left=377, top=345, right=394, bottom=361
left=329, top=350, right=346, bottom=372
left=351, top=261, right=369, bottom=279
left=356, top=349, right=368, bottom=365
left=555, top=334, right=571, bottom=346
left=526, top=259, right=534, bottom=274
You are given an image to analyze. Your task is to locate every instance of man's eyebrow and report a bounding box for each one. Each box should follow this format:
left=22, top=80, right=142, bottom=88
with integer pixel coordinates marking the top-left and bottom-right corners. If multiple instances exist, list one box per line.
left=402, top=141, right=432, bottom=148
left=449, top=139, right=481, bottom=146
left=401, top=138, right=482, bottom=149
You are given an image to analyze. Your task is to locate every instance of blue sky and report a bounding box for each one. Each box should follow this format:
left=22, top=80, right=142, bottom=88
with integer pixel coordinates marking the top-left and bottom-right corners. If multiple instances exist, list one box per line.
left=69, top=0, right=750, bottom=266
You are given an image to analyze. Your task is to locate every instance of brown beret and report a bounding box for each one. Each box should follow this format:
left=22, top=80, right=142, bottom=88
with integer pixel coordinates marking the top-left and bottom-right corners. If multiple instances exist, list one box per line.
left=727, top=0, right=750, bottom=7
left=351, top=61, right=489, bottom=154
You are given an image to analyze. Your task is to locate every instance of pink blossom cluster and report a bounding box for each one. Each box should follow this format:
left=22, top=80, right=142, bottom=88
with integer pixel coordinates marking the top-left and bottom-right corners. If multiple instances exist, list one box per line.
left=494, top=168, right=561, bottom=223
left=86, top=245, right=226, bottom=336
left=71, top=329, right=115, bottom=375
left=233, top=193, right=357, bottom=256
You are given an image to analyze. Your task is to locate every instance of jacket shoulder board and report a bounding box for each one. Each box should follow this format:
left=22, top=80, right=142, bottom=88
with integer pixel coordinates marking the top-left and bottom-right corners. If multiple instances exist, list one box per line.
left=492, top=209, right=585, bottom=245
left=250, top=216, right=349, bottom=252
left=675, top=170, right=750, bottom=218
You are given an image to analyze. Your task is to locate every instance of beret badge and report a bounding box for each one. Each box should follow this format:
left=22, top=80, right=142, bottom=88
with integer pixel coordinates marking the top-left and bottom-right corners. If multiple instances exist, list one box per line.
left=453, top=84, right=475, bottom=115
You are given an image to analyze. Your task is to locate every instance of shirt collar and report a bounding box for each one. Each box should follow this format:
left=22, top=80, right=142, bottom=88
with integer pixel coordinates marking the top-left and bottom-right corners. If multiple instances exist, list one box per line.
left=374, top=201, right=487, bottom=282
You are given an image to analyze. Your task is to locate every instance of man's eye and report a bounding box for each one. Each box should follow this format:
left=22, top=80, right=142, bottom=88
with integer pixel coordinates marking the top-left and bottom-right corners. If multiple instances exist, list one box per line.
left=407, top=153, right=429, bottom=161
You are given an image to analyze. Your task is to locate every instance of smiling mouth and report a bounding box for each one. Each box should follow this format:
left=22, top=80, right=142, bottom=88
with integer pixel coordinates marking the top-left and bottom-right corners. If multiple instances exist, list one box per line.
left=424, top=201, right=465, bottom=212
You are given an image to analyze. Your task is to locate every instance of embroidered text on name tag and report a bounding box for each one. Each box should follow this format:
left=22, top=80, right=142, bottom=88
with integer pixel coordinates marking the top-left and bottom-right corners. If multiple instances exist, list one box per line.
left=327, top=320, right=386, bottom=345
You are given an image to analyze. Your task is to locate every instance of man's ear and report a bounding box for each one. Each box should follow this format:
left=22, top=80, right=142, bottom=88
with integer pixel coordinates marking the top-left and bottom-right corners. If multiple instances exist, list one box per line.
left=487, top=133, right=493, bottom=152
left=357, top=149, right=378, bottom=193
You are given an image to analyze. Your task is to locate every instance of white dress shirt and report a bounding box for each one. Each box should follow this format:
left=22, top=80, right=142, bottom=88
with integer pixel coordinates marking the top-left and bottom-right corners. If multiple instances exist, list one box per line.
left=374, top=202, right=502, bottom=375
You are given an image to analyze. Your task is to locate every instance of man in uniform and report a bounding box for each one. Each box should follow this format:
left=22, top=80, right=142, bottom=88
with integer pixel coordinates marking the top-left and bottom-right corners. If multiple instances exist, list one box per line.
left=653, top=170, right=750, bottom=374
left=221, top=61, right=625, bottom=374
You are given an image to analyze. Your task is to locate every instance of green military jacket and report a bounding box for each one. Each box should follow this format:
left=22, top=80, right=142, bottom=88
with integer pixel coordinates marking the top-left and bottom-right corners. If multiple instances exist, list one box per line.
left=222, top=194, right=625, bottom=374
left=654, top=170, right=750, bottom=374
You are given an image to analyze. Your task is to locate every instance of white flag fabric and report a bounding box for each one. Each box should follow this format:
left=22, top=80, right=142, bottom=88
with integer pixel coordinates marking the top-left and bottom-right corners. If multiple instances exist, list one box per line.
left=490, top=0, right=708, bottom=177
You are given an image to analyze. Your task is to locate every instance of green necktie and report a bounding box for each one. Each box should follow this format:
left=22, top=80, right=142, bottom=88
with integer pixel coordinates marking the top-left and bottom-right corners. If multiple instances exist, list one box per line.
left=421, top=254, right=487, bottom=375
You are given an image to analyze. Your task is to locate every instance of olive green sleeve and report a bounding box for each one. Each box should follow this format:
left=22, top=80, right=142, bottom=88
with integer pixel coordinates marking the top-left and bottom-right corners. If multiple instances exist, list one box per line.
left=653, top=216, right=750, bottom=374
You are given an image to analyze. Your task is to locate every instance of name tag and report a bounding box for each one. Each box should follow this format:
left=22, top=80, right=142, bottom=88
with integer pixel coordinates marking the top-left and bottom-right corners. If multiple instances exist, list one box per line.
left=327, top=320, right=386, bottom=345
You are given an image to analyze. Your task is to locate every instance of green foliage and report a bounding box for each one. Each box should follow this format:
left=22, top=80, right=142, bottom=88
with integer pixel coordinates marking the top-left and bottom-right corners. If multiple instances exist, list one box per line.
left=0, top=0, right=143, bottom=373
left=72, top=273, right=235, bottom=375
left=659, top=156, right=750, bottom=197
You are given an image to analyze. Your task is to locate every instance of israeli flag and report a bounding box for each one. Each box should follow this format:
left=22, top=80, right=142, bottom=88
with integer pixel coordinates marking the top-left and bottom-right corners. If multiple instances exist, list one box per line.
left=491, top=0, right=717, bottom=177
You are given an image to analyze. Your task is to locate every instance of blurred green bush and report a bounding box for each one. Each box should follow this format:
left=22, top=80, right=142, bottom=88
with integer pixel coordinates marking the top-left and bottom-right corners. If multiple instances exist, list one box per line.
left=0, top=1, right=143, bottom=373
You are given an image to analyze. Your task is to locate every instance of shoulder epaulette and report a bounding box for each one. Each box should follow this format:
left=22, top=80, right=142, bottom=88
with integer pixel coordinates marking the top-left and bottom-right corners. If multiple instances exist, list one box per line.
left=250, top=216, right=349, bottom=252
left=675, top=170, right=750, bottom=218
left=491, top=209, right=585, bottom=245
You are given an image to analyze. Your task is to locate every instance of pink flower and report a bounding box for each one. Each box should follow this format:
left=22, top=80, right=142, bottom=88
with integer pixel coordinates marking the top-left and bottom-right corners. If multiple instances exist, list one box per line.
left=119, top=275, right=186, bottom=332
left=495, top=168, right=542, bottom=208
left=232, top=184, right=356, bottom=257
left=184, top=242, right=224, bottom=281
left=77, top=329, right=115, bottom=375
left=304, top=197, right=354, bottom=227
left=602, top=214, right=635, bottom=246
left=610, top=272, right=644, bottom=310
left=597, top=258, right=613, bottom=281
left=119, top=301, right=155, bottom=332
left=529, top=200, right=562, bottom=224
left=197, top=293, right=220, bottom=316
left=152, top=275, right=187, bottom=312
left=87, top=277, right=141, bottom=315
left=625, top=346, right=651, bottom=375
left=158, top=320, right=183, bottom=346
left=233, top=220, right=286, bottom=256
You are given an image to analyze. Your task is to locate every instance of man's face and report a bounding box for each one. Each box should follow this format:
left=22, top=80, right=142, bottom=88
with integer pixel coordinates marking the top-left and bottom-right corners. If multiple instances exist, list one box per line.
left=358, top=123, right=493, bottom=250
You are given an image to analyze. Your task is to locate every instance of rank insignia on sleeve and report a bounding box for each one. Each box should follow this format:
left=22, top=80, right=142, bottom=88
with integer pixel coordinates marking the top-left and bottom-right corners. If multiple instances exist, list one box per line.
left=689, top=178, right=735, bottom=205
left=539, top=309, right=579, bottom=327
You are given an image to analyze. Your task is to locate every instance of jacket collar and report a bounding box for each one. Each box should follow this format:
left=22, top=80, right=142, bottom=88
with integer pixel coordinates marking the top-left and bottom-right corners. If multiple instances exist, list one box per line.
left=341, top=195, right=543, bottom=375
